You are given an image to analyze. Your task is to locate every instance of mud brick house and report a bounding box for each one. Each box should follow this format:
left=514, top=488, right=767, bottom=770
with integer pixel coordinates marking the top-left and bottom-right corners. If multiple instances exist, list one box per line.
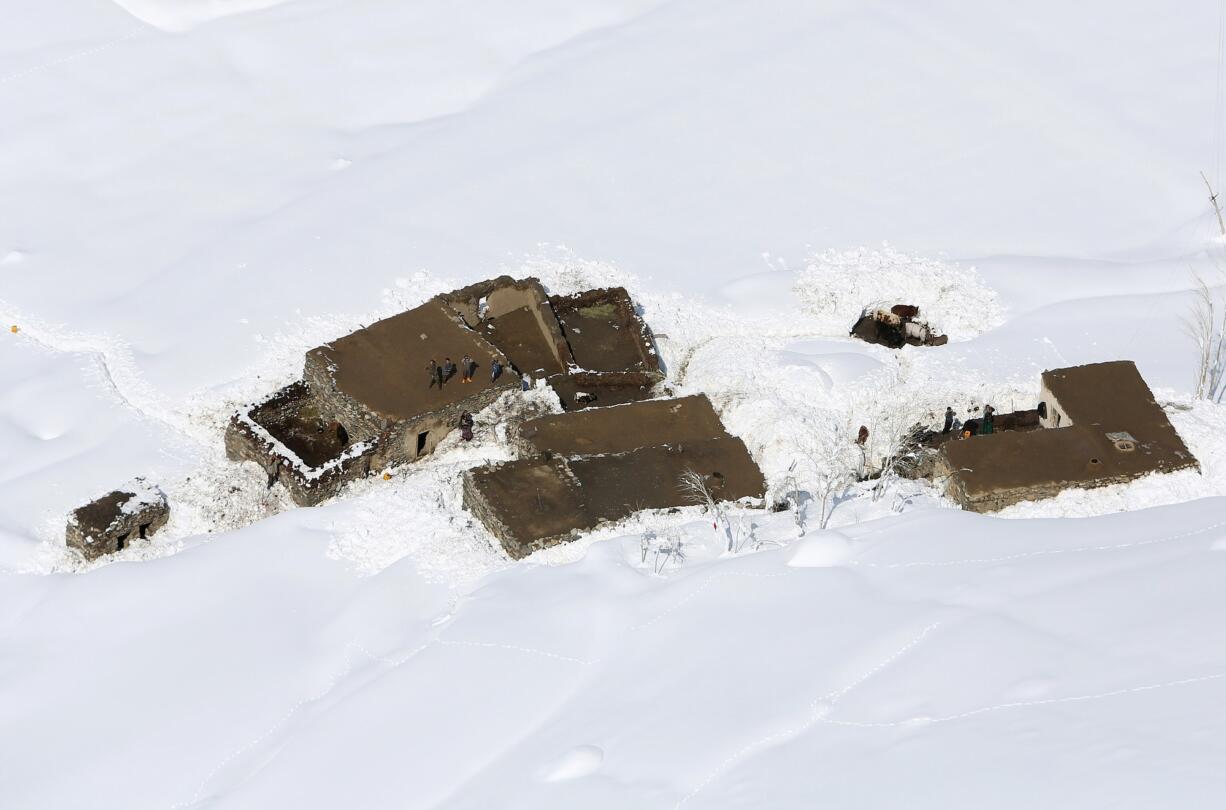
left=937, top=361, right=1198, bottom=512
left=226, top=277, right=666, bottom=506
left=66, top=478, right=169, bottom=561
left=464, top=395, right=766, bottom=559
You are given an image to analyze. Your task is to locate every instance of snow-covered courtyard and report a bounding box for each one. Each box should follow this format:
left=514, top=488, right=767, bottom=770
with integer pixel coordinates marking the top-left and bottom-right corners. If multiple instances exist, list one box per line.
left=4, top=1, right=1226, bottom=807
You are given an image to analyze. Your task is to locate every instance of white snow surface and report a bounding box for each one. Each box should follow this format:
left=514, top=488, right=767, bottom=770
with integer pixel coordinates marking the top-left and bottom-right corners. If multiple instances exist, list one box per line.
left=5, top=2, right=1226, bottom=807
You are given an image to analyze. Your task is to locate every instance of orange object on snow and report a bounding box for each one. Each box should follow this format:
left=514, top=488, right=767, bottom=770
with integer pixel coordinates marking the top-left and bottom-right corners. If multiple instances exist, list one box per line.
left=382, top=472, right=392, bottom=481
left=9, top=325, right=17, bottom=334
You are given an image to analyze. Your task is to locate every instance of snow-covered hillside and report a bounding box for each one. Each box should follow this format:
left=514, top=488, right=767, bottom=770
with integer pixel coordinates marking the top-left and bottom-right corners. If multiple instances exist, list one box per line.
left=4, top=2, right=1226, bottom=807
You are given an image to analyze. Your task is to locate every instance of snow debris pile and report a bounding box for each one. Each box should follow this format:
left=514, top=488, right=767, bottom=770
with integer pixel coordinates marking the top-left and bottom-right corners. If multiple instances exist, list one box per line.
left=794, top=245, right=1005, bottom=341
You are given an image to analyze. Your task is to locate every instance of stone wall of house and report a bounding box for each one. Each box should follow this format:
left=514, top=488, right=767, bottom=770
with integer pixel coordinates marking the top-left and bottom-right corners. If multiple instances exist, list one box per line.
left=301, top=351, right=389, bottom=440
left=66, top=481, right=170, bottom=561
left=225, top=384, right=379, bottom=507
left=935, top=454, right=1143, bottom=513
left=371, top=376, right=521, bottom=468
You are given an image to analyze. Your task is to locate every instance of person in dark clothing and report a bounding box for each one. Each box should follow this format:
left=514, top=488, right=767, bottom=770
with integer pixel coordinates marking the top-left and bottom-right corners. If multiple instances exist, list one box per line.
left=980, top=405, right=995, bottom=435
left=459, top=411, right=474, bottom=441
left=442, top=357, right=456, bottom=383
left=427, top=359, right=442, bottom=389
left=490, top=359, right=503, bottom=382
left=460, top=354, right=474, bottom=383
left=856, top=425, right=869, bottom=446
left=942, top=406, right=955, bottom=434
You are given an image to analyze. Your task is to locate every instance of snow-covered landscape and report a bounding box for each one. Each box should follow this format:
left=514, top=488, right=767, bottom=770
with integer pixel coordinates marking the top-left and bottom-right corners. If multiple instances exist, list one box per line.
left=4, top=1, right=1226, bottom=807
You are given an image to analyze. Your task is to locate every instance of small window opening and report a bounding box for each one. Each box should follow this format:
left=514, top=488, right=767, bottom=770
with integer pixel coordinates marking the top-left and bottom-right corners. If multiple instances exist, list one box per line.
left=1089, top=457, right=1101, bottom=465
left=116, top=532, right=130, bottom=551
left=1037, top=401, right=1048, bottom=419
left=1056, top=412, right=1062, bottom=426
left=416, top=431, right=429, bottom=456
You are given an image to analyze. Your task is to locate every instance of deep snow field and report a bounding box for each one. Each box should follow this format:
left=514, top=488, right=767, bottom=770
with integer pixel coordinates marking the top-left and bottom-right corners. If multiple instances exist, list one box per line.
left=5, top=2, right=1226, bottom=808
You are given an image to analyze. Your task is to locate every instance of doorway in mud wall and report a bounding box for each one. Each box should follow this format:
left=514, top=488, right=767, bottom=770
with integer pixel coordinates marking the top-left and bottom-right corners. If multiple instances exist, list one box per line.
left=416, top=431, right=429, bottom=457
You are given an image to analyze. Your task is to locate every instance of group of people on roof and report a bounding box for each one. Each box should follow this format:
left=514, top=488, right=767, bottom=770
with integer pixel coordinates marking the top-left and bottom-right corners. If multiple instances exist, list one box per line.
left=426, top=355, right=504, bottom=390
left=943, top=404, right=995, bottom=438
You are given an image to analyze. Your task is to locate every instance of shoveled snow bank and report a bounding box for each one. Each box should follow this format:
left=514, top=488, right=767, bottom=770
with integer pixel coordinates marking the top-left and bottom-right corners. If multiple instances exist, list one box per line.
left=795, top=245, right=1006, bottom=341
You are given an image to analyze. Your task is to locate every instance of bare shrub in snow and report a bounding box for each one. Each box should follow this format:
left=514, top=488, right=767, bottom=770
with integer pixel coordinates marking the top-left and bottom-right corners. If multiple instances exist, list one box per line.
left=678, top=468, right=754, bottom=553
left=860, top=411, right=928, bottom=502
left=794, top=245, right=1004, bottom=341
left=1185, top=272, right=1226, bottom=402
left=784, top=422, right=861, bottom=532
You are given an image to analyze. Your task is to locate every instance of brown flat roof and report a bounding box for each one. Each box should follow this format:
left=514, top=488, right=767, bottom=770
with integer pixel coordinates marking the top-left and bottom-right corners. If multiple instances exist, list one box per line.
left=945, top=361, right=1198, bottom=501
left=516, top=394, right=727, bottom=456
left=307, top=299, right=513, bottom=424
left=1043, top=361, right=1171, bottom=434
left=466, top=436, right=766, bottom=557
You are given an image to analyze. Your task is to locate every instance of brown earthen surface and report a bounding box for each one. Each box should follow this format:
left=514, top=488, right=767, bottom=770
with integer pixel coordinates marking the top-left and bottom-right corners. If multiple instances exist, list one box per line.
left=465, top=435, right=765, bottom=558
left=547, top=372, right=661, bottom=411
left=940, top=362, right=1198, bottom=512
left=479, top=305, right=568, bottom=375
left=516, top=394, right=727, bottom=456
left=307, top=299, right=514, bottom=425
left=550, top=288, right=658, bottom=373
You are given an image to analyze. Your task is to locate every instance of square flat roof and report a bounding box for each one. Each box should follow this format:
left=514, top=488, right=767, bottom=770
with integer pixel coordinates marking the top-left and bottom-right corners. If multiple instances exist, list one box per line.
left=516, top=394, right=728, bottom=456
left=307, top=299, right=514, bottom=424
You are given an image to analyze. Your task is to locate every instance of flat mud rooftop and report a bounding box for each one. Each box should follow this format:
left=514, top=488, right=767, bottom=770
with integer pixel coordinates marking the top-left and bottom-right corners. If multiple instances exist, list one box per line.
left=515, top=394, right=727, bottom=456
left=464, top=435, right=765, bottom=559
left=939, top=361, right=1198, bottom=512
left=306, top=299, right=509, bottom=426
left=550, top=288, right=658, bottom=373
left=477, top=307, right=565, bottom=377
left=546, top=372, right=660, bottom=411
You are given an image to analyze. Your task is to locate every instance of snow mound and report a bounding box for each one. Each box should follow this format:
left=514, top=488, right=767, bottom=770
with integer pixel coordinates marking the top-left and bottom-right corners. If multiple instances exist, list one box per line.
left=787, top=530, right=854, bottom=567
left=511, top=246, right=634, bottom=297
left=111, top=0, right=298, bottom=31
left=794, top=245, right=1005, bottom=341
left=536, top=744, right=604, bottom=782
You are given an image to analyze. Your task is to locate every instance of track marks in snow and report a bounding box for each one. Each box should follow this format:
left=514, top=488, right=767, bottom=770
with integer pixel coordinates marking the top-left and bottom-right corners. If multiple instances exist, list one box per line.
left=676, top=622, right=943, bottom=808
left=849, top=515, right=1226, bottom=570
left=1, top=298, right=182, bottom=435
left=174, top=619, right=592, bottom=809
left=821, top=670, right=1226, bottom=730
left=0, top=28, right=148, bottom=89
